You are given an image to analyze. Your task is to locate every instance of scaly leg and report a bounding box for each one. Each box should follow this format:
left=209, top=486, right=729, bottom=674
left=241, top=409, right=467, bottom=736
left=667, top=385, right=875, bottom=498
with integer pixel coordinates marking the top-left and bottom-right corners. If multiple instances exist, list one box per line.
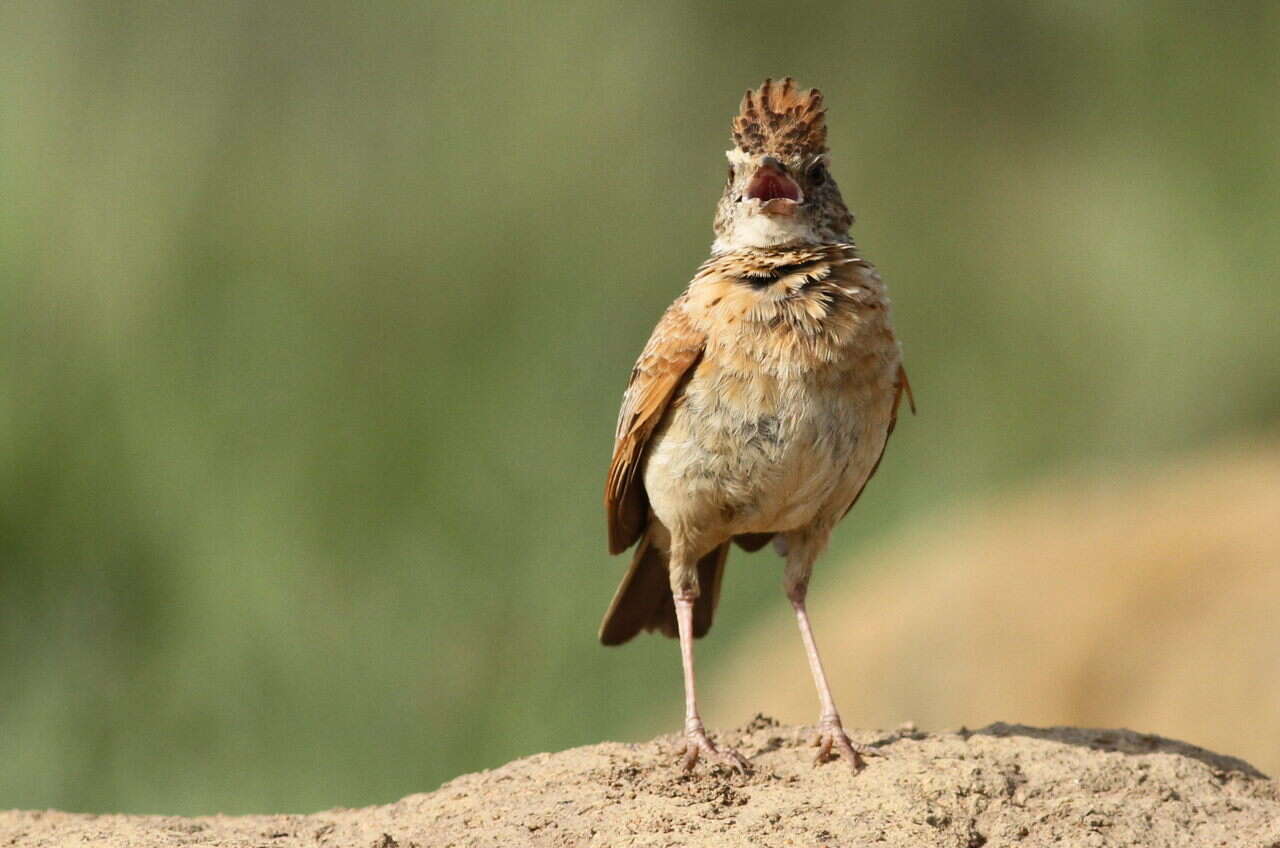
left=784, top=537, right=872, bottom=772
left=673, top=589, right=750, bottom=772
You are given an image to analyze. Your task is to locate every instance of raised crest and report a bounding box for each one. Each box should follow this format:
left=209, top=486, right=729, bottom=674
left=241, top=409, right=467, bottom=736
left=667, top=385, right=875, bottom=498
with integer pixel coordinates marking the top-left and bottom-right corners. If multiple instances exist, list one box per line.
left=731, top=77, right=828, bottom=158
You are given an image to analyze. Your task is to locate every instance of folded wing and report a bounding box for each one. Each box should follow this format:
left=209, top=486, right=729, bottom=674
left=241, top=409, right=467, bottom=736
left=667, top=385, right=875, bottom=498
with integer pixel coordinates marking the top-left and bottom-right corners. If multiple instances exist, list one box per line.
left=605, top=295, right=705, bottom=554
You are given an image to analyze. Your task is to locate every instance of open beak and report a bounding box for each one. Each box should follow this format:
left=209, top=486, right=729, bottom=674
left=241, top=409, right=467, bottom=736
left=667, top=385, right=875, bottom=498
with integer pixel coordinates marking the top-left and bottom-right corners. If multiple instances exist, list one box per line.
left=745, top=158, right=802, bottom=216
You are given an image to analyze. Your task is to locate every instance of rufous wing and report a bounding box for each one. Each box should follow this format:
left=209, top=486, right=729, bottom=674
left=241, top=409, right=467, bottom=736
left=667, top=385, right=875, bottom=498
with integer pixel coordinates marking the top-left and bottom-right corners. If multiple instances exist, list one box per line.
left=605, top=295, right=705, bottom=554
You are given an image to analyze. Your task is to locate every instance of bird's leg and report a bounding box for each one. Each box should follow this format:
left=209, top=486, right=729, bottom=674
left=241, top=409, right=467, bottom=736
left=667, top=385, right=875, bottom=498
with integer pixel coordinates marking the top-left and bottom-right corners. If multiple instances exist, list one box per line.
left=784, top=544, right=871, bottom=772
left=671, top=557, right=749, bottom=773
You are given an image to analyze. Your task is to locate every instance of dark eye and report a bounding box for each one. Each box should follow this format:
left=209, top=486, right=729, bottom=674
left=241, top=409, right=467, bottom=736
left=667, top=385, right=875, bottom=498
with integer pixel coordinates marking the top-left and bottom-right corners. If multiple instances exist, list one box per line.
left=726, top=165, right=735, bottom=185
left=808, top=161, right=827, bottom=185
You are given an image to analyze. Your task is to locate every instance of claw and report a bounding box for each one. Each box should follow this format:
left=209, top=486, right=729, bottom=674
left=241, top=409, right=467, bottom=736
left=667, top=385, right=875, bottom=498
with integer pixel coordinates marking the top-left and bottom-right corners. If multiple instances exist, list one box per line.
left=680, top=727, right=751, bottom=774
left=812, top=719, right=875, bottom=773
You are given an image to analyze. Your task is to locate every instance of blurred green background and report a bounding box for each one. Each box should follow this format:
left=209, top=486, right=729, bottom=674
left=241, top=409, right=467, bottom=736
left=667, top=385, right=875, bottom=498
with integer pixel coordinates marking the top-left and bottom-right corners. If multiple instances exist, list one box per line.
left=2, top=0, right=1277, bottom=816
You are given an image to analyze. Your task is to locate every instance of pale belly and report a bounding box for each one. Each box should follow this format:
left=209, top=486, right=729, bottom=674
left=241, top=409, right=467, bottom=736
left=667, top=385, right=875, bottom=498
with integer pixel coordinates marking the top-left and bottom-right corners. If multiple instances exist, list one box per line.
left=643, top=361, right=895, bottom=545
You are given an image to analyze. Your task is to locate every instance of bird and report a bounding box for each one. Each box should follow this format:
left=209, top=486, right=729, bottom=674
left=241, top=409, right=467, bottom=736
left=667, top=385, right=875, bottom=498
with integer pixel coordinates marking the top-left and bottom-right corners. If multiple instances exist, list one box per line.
left=599, top=78, right=912, bottom=772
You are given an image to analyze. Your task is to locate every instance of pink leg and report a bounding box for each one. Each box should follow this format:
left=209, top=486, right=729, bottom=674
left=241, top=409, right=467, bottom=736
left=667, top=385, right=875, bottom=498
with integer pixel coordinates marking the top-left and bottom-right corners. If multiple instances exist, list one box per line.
left=790, top=591, right=872, bottom=772
left=674, top=592, right=749, bottom=772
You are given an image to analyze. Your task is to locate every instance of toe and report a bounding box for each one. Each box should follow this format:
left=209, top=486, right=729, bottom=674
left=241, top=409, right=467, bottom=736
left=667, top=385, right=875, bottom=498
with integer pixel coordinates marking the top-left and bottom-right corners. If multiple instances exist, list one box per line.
left=721, top=749, right=751, bottom=774
left=813, top=728, right=872, bottom=772
left=813, top=735, right=834, bottom=765
left=837, top=738, right=867, bottom=773
left=678, top=732, right=751, bottom=774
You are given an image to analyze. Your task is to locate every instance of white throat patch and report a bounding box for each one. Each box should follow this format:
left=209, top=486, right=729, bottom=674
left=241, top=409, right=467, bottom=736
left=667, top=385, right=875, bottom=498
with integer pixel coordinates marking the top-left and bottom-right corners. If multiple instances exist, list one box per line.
left=714, top=209, right=817, bottom=253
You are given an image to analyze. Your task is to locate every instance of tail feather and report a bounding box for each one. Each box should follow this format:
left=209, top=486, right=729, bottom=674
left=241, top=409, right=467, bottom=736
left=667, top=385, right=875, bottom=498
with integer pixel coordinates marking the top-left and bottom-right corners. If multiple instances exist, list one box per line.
left=599, top=533, right=668, bottom=645
left=599, top=534, right=730, bottom=645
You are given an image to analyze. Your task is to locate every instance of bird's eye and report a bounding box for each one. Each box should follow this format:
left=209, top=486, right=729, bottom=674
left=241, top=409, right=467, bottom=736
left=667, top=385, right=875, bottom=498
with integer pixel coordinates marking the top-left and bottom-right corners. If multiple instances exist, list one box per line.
left=726, top=165, right=735, bottom=185
left=808, top=161, right=827, bottom=185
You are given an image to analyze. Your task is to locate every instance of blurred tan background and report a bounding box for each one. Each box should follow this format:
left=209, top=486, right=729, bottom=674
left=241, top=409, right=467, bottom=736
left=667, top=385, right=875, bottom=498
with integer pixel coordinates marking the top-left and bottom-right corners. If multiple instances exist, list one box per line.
left=1, top=0, right=1277, bottom=816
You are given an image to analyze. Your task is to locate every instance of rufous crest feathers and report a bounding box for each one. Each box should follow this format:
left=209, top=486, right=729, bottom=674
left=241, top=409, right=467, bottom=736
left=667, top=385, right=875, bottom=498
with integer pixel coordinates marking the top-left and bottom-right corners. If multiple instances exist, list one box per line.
left=731, top=78, right=828, bottom=158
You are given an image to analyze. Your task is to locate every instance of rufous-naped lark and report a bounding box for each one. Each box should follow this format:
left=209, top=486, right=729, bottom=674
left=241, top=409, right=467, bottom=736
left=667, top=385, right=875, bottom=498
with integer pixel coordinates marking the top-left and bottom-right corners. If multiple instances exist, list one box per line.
left=601, top=78, right=912, bottom=771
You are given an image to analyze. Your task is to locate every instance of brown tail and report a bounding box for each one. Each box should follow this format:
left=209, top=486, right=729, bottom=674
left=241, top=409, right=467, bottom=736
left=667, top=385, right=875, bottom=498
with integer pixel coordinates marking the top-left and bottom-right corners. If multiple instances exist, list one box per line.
left=599, top=533, right=730, bottom=646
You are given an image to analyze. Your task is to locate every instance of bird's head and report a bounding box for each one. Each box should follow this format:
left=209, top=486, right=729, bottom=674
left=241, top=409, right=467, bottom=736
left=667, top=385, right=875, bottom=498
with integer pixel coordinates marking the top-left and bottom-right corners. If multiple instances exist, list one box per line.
left=712, top=78, right=854, bottom=253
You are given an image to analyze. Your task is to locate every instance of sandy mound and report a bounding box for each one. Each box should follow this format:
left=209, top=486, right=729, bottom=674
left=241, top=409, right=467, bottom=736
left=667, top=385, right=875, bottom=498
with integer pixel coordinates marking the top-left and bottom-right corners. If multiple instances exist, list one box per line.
left=707, top=440, right=1280, bottom=776
left=3, top=718, right=1276, bottom=847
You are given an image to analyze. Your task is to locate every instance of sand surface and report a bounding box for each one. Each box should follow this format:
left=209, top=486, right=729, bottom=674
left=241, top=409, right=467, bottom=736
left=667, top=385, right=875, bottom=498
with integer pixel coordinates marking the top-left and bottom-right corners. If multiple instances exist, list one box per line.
left=4, top=717, right=1277, bottom=847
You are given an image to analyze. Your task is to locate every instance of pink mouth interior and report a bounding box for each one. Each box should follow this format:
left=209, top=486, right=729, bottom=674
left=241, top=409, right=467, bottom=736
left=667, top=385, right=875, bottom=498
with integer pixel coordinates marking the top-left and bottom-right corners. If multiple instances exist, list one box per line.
left=746, top=168, right=801, bottom=202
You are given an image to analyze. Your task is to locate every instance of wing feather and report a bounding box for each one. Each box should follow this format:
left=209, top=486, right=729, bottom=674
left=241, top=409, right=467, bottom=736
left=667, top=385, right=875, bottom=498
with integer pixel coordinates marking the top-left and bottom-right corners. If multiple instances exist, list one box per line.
left=605, top=296, right=705, bottom=554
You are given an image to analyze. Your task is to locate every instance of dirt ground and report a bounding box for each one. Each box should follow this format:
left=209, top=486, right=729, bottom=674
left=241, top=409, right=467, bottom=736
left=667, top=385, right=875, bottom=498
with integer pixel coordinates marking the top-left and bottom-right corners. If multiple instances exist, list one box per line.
left=3, top=716, right=1277, bottom=847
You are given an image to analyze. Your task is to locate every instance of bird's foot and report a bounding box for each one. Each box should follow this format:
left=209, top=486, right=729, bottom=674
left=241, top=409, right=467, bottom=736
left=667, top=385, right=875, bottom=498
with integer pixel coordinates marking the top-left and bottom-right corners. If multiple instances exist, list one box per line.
left=812, top=716, right=874, bottom=772
left=680, top=723, right=751, bottom=773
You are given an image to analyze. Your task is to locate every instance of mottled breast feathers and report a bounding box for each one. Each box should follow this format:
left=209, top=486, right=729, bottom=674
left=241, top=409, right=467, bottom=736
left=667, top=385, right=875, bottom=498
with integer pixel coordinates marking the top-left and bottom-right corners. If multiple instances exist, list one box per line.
left=604, top=243, right=909, bottom=554
left=687, top=244, right=879, bottom=370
